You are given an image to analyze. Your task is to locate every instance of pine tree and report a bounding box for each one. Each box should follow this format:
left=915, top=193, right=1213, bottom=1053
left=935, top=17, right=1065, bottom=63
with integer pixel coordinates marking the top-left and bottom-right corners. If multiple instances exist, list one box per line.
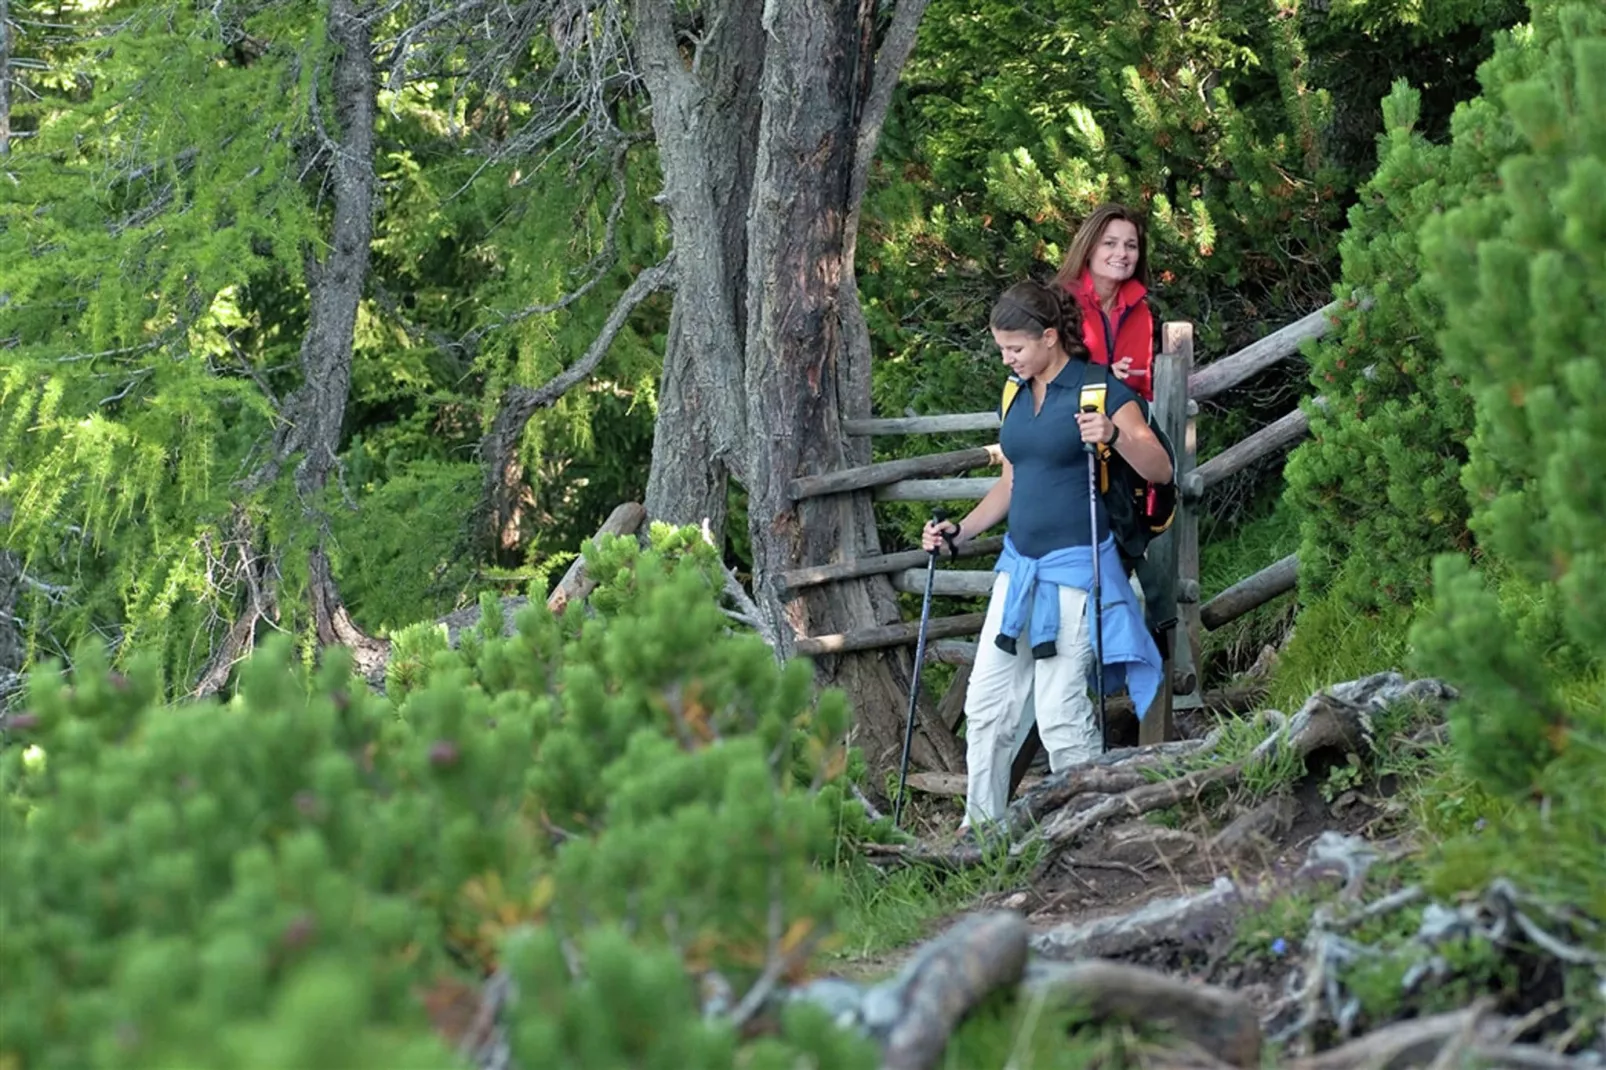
left=0, top=0, right=666, bottom=685
left=1406, top=0, right=1604, bottom=902
left=1281, top=80, right=1502, bottom=609
left=0, top=528, right=881, bottom=1068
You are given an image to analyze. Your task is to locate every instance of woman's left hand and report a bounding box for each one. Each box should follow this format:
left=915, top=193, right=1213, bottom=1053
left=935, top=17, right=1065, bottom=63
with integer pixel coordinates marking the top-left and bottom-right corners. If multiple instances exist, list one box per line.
left=1075, top=409, right=1116, bottom=445
left=1111, top=356, right=1135, bottom=381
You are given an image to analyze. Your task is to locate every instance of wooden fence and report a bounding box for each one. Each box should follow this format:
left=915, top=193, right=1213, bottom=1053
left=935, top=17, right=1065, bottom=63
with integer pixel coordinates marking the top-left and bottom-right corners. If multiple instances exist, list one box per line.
left=780, top=297, right=1356, bottom=744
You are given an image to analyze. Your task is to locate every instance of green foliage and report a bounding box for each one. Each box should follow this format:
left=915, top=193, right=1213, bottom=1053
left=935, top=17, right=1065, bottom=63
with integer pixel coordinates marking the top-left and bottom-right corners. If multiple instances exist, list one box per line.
left=0, top=0, right=668, bottom=690
left=1267, top=563, right=1416, bottom=713
left=0, top=534, right=882, bottom=1069
left=1407, top=0, right=1606, bottom=795
left=1283, top=78, right=1495, bottom=610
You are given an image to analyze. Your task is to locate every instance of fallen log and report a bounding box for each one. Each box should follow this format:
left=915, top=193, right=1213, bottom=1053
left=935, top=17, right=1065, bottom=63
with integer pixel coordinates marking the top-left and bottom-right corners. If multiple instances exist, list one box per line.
left=545, top=501, right=649, bottom=615
left=1022, top=959, right=1262, bottom=1068
left=788, top=445, right=1003, bottom=501
left=783, top=911, right=1264, bottom=1070
left=785, top=912, right=1030, bottom=1070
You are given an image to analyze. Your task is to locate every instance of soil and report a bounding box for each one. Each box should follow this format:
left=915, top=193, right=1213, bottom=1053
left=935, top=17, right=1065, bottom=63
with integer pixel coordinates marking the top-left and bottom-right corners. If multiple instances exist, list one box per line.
left=840, top=754, right=1401, bottom=1016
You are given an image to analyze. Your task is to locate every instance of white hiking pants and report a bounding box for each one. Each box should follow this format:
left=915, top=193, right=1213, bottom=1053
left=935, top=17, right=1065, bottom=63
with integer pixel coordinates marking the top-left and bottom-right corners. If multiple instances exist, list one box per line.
left=961, top=571, right=1101, bottom=831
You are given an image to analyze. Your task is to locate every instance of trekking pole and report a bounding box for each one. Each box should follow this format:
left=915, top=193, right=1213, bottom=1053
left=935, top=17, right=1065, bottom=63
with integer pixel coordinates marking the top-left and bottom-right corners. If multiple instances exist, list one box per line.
left=894, top=507, right=951, bottom=828
left=1082, top=405, right=1109, bottom=754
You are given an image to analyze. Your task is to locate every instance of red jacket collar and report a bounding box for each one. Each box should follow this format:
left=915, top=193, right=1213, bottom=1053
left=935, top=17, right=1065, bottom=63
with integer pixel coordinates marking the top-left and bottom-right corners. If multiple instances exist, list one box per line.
left=1073, top=269, right=1147, bottom=317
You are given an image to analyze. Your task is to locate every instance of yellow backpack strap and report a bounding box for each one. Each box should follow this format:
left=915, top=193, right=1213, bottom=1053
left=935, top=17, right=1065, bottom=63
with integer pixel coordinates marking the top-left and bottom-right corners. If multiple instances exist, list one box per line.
left=999, top=375, right=1024, bottom=420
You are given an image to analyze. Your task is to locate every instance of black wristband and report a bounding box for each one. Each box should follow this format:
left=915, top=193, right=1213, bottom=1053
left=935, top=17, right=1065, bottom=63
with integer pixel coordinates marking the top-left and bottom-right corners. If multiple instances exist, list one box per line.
left=1108, top=424, right=1121, bottom=449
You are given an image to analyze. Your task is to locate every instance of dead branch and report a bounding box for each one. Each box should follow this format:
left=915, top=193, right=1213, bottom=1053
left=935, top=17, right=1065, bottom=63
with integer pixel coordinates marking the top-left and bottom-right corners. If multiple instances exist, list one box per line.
left=542, top=501, right=649, bottom=615
left=848, top=0, right=931, bottom=214
left=477, top=254, right=675, bottom=550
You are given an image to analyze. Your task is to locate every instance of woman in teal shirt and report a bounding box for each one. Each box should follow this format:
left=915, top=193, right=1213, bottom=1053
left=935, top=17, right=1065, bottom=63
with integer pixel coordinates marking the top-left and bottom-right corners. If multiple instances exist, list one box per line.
left=923, top=280, right=1170, bottom=836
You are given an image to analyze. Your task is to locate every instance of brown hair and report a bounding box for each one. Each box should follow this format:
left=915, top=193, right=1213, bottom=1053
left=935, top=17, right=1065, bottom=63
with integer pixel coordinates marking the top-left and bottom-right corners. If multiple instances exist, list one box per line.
left=1053, top=203, right=1150, bottom=290
left=989, top=280, right=1090, bottom=361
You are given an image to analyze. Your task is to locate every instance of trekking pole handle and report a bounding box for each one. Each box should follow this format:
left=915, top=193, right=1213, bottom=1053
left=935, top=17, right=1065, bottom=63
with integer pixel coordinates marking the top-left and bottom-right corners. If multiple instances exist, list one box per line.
left=928, top=507, right=958, bottom=558
left=1080, top=403, right=1102, bottom=455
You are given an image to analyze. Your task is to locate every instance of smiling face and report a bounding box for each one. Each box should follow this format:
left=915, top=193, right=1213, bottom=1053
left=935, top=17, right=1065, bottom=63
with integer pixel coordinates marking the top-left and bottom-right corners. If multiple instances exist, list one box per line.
left=1089, top=219, right=1141, bottom=289
left=992, top=326, right=1062, bottom=380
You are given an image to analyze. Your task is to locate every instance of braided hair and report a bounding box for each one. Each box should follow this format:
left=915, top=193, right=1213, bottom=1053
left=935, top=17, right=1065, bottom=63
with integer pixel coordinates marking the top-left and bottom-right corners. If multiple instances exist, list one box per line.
left=988, top=280, right=1090, bottom=362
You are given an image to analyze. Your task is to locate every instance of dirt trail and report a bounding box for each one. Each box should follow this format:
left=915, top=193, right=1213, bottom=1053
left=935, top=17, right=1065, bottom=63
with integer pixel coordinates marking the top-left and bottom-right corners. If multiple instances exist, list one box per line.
left=817, top=674, right=1604, bottom=1068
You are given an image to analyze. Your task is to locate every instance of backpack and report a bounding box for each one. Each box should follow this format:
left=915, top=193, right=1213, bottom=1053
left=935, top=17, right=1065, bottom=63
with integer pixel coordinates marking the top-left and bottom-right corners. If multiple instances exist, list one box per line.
left=998, top=365, right=1177, bottom=570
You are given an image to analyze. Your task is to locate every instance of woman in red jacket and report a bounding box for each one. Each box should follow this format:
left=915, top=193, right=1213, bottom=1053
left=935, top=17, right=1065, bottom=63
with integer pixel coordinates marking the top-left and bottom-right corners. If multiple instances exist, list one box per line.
left=1054, top=204, right=1155, bottom=401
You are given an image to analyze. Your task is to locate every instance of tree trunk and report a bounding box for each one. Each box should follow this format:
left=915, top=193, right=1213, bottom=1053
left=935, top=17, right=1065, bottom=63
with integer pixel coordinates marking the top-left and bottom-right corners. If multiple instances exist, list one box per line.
left=737, top=0, right=954, bottom=775
left=1, top=0, right=10, bottom=159
left=283, top=0, right=384, bottom=673
left=634, top=0, right=954, bottom=776
left=635, top=0, right=760, bottom=534
left=196, top=0, right=384, bottom=692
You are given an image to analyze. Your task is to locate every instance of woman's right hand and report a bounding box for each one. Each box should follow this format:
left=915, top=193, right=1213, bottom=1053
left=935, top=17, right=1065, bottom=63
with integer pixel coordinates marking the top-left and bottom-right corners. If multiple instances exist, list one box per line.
left=922, top=519, right=960, bottom=554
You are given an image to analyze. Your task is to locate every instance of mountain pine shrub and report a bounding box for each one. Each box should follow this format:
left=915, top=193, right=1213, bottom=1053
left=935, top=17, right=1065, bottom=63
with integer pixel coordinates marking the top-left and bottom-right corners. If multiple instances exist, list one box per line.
left=1282, top=78, right=1503, bottom=610
left=0, top=526, right=880, bottom=1069
left=1407, top=0, right=1606, bottom=913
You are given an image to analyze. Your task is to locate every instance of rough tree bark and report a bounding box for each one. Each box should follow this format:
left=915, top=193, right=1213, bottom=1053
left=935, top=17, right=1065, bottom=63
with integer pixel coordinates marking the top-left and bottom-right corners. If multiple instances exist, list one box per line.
left=195, top=0, right=384, bottom=692
left=634, top=0, right=763, bottom=538
left=634, top=0, right=957, bottom=776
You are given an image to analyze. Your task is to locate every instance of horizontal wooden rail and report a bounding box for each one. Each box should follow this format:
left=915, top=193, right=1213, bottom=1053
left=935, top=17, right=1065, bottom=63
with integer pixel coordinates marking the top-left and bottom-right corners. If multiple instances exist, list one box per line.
left=926, top=639, right=978, bottom=665
left=891, top=569, right=997, bottom=598
left=789, top=444, right=1002, bottom=501
left=1193, top=407, right=1312, bottom=491
left=778, top=536, right=1005, bottom=593
left=843, top=413, right=1002, bottom=435
left=1201, top=553, right=1299, bottom=630
left=1188, top=299, right=1375, bottom=403
left=875, top=477, right=996, bottom=502
left=795, top=612, right=987, bottom=657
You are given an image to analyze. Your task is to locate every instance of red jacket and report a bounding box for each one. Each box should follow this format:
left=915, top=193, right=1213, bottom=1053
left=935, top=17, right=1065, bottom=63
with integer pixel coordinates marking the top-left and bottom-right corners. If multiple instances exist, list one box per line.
left=1068, top=270, right=1155, bottom=402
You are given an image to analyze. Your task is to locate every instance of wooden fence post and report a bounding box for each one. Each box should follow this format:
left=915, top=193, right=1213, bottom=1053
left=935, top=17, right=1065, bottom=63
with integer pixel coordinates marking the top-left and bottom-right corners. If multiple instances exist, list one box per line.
left=1143, top=345, right=1188, bottom=745
left=1165, top=323, right=1204, bottom=716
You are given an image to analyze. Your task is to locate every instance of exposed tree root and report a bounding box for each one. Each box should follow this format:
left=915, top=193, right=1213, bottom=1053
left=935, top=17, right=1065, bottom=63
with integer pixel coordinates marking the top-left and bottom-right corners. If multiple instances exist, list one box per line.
left=863, top=673, right=1458, bottom=875
left=779, top=911, right=1262, bottom=1070
left=1022, top=959, right=1262, bottom=1068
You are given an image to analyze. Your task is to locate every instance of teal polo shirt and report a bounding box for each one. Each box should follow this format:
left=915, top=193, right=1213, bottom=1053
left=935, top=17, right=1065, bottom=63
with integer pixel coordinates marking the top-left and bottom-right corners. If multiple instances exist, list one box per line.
left=1000, top=360, right=1140, bottom=559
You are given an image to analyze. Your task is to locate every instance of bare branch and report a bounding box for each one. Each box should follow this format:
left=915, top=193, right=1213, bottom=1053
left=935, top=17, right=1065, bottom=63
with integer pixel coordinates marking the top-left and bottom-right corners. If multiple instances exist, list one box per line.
left=477, top=252, right=676, bottom=544
left=849, top=0, right=930, bottom=213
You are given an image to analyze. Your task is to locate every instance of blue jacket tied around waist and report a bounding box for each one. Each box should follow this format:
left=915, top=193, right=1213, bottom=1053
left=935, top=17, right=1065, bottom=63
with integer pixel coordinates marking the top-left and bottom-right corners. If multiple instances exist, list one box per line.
left=993, top=534, right=1163, bottom=720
